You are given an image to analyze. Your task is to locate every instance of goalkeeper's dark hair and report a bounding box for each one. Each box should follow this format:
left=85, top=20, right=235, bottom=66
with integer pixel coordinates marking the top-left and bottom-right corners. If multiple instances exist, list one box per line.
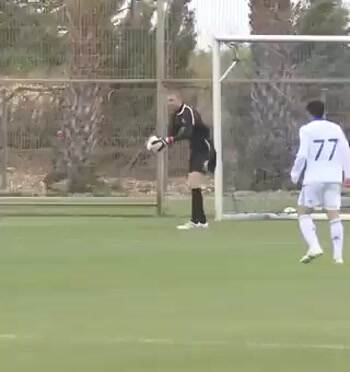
left=306, top=100, right=325, bottom=118
left=167, top=89, right=183, bottom=99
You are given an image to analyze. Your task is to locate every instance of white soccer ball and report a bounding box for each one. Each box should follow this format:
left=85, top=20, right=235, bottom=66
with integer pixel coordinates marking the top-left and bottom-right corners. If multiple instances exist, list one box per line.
left=146, top=135, right=162, bottom=153
left=283, top=207, right=297, bottom=214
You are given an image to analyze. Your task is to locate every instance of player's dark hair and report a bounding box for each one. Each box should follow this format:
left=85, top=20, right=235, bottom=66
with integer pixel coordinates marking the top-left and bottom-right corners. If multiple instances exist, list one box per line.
left=306, top=100, right=325, bottom=118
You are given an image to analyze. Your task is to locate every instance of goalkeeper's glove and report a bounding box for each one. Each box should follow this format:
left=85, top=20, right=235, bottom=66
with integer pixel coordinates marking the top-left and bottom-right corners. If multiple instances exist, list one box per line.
left=155, top=136, right=174, bottom=152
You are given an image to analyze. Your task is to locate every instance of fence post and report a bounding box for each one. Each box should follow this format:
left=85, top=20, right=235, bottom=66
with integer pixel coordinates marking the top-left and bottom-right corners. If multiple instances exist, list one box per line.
left=156, top=0, right=166, bottom=215
left=0, top=92, right=7, bottom=190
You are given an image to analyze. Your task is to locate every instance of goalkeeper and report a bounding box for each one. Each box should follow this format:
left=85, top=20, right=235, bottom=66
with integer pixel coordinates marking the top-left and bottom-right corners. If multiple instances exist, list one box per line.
left=155, top=90, right=215, bottom=230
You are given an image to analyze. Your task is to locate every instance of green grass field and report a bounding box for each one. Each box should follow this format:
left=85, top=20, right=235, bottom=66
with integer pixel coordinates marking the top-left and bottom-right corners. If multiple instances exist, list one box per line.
left=2, top=213, right=350, bottom=372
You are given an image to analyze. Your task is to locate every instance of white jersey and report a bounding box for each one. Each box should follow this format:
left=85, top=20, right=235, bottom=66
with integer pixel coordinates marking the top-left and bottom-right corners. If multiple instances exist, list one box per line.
left=291, top=119, right=350, bottom=184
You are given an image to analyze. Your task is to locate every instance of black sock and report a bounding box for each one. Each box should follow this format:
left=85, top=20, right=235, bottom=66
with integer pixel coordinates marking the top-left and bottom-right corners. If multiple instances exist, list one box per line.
left=191, top=189, right=199, bottom=223
left=192, top=188, right=206, bottom=224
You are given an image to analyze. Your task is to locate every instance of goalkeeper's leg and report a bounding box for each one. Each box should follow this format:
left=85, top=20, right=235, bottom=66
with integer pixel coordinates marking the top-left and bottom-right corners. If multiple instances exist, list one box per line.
left=177, top=171, right=208, bottom=230
left=189, top=172, right=207, bottom=225
left=177, top=153, right=209, bottom=230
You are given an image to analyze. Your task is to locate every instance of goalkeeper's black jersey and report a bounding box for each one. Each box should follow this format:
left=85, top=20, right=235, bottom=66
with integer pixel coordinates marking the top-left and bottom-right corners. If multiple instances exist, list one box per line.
left=168, top=103, right=210, bottom=154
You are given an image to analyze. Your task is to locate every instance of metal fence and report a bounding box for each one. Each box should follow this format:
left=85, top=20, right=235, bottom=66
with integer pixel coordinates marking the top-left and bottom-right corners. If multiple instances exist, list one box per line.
left=0, top=82, right=211, bottom=196
left=0, top=0, right=214, bottom=207
left=215, top=37, right=350, bottom=218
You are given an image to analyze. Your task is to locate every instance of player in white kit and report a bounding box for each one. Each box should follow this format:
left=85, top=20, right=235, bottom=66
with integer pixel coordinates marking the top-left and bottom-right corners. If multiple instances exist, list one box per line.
left=291, top=101, right=350, bottom=264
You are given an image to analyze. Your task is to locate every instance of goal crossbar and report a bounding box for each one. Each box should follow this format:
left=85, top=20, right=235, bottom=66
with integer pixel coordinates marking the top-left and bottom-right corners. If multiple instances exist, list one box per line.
left=215, top=34, right=350, bottom=43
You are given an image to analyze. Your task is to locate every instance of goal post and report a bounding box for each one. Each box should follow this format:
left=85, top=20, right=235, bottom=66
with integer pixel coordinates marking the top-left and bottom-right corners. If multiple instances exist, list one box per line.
left=213, top=36, right=223, bottom=220
left=213, top=34, right=350, bottom=221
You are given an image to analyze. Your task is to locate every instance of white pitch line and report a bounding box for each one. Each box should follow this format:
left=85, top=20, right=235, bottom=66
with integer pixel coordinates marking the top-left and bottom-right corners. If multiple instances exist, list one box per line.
left=258, top=242, right=297, bottom=246
left=0, top=334, right=39, bottom=341
left=188, top=340, right=228, bottom=345
left=0, top=334, right=17, bottom=340
left=6, top=334, right=346, bottom=351
left=72, top=336, right=228, bottom=346
left=247, top=342, right=350, bottom=351
left=138, top=339, right=227, bottom=346
left=139, top=338, right=175, bottom=345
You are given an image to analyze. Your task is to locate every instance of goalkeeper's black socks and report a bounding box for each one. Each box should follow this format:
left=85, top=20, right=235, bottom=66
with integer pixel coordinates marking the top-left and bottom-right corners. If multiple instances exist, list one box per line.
left=191, top=188, right=207, bottom=224
left=191, top=189, right=197, bottom=223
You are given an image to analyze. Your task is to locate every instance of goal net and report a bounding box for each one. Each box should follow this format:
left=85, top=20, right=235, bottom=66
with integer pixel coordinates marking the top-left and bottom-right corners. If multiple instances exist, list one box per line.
left=213, top=35, right=350, bottom=220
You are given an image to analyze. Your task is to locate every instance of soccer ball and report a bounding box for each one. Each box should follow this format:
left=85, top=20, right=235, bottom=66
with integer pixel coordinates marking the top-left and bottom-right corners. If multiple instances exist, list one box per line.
left=146, top=135, right=162, bottom=153
left=283, top=207, right=297, bottom=214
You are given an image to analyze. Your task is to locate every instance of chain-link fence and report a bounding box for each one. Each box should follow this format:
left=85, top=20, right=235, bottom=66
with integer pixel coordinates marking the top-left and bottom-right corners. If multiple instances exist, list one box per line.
left=0, top=1, right=214, bottom=207
left=0, top=82, right=211, bottom=198
left=0, top=82, right=158, bottom=196
left=217, top=39, right=350, bottom=217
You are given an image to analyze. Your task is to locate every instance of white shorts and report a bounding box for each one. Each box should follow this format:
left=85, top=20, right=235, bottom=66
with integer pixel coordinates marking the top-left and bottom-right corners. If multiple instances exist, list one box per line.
left=298, top=183, right=342, bottom=210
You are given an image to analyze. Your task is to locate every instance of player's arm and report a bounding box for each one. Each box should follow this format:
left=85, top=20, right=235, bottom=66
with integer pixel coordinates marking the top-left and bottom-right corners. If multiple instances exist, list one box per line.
left=171, top=107, right=194, bottom=143
left=153, top=106, right=194, bottom=152
left=338, top=129, right=350, bottom=185
left=162, top=106, right=194, bottom=147
left=291, top=127, right=308, bottom=184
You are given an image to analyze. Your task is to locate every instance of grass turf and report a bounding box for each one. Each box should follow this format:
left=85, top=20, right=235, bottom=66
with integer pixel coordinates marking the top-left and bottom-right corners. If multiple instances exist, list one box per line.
left=1, top=216, right=350, bottom=372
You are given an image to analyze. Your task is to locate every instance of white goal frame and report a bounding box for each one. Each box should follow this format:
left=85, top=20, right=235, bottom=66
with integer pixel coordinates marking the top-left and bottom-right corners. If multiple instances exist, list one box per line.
left=212, top=34, right=350, bottom=221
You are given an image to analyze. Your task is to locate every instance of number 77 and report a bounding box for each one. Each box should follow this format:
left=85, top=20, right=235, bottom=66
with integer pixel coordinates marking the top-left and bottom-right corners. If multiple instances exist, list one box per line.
left=328, top=139, right=338, bottom=160
left=313, top=139, right=338, bottom=161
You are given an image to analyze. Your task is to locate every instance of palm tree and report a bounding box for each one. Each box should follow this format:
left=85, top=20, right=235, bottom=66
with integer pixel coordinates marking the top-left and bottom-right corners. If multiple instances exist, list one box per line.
left=61, top=0, right=123, bottom=192
left=165, top=0, right=196, bottom=78
left=249, top=0, right=295, bottom=189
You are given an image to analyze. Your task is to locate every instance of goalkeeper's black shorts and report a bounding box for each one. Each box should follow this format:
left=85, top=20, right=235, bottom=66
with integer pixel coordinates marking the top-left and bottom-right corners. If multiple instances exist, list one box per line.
left=189, top=140, right=216, bottom=174
left=189, top=150, right=216, bottom=174
left=189, top=152, right=209, bottom=174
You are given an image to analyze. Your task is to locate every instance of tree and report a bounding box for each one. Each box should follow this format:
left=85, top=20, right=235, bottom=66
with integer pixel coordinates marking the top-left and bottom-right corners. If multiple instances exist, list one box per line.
left=230, top=0, right=350, bottom=191
left=105, top=0, right=197, bottom=178
left=59, top=0, right=197, bottom=191
left=293, top=0, right=350, bottom=132
left=0, top=0, right=197, bottom=193
left=57, top=0, right=119, bottom=191
left=188, top=51, right=211, bottom=79
left=0, top=0, right=67, bottom=76
left=246, top=0, right=295, bottom=190
left=294, top=0, right=350, bottom=77
left=165, top=0, right=196, bottom=78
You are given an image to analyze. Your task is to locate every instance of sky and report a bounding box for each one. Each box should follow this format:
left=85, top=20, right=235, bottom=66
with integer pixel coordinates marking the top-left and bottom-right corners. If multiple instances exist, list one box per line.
left=190, top=0, right=350, bottom=50
left=190, top=0, right=249, bottom=50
